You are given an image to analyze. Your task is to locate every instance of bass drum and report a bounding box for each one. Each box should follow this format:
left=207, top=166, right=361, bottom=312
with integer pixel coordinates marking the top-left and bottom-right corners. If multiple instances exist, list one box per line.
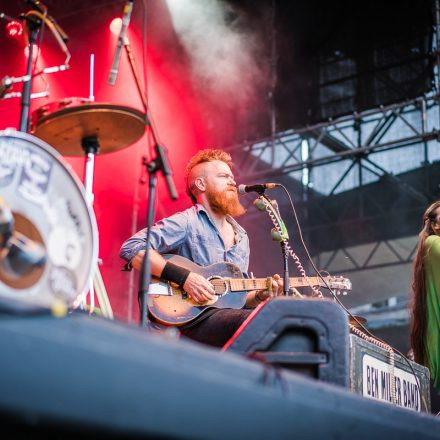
left=0, top=129, right=98, bottom=308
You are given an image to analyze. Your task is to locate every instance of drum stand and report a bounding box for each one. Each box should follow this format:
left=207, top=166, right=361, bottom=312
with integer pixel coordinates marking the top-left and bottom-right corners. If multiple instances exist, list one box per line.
left=77, top=53, right=113, bottom=318
left=80, top=136, right=114, bottom=319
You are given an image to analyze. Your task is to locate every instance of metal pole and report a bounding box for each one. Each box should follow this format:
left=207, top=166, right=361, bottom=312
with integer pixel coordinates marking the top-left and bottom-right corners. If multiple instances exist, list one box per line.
left=19, top=26, right=39, bottom=132
left=421, top=97, right=430, bottom=195
left=140, top=172, right=157, bottom=327
left=281, top=241, right=289, bottom=296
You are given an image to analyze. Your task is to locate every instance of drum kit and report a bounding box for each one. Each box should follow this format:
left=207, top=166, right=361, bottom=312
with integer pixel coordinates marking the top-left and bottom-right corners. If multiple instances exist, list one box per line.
left=0, top=1, right=178, bottom=323
left=0, top=98, right=147, bottom=314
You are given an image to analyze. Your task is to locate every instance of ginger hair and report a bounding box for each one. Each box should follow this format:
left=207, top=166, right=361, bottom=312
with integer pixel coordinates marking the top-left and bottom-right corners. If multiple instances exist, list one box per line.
left=185, top=149, right=233, bottom=204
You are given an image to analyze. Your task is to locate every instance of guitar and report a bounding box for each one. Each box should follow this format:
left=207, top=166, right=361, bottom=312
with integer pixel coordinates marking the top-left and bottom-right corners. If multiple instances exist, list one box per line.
left=147, top=255, right=352, bottom=326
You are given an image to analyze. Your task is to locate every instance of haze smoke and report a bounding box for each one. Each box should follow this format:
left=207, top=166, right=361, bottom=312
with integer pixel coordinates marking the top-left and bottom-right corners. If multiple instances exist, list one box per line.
left=166, top=0, right=270, bottom=144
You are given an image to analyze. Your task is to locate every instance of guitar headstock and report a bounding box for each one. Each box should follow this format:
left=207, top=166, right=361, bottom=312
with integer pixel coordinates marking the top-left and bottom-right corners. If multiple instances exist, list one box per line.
left=320, top=276, right=352, bottom=295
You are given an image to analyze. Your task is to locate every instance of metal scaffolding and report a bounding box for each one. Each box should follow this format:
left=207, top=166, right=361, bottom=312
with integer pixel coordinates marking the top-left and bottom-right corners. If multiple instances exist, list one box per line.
left=227, top=94, right=439, bottom=189
left=230, top=96, right=440, bottom=279
left=226, top=2, right=440, bottom=294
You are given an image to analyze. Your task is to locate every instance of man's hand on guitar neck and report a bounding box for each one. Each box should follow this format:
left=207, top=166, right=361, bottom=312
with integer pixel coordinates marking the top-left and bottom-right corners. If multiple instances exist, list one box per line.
left=181, top=270, right=283, bottom=305
left=132, top=249, right=215, bottom=304
left=246, top=273, right=283, bottom=307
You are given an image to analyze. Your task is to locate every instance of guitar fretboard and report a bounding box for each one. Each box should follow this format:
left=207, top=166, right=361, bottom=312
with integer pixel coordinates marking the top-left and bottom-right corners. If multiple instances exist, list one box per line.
left=227, top=277, right=323, bottom=292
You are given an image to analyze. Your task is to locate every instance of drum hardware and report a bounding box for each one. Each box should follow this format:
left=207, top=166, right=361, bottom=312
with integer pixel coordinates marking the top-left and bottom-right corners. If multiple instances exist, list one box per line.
left=28, top=42, right=145, bottom=317
left=81, top=133, right=99, bottom=314
left=85, top=54, right=97, bottom=312
left=17, top=3, right=70, bottom=132
left=3, top=91, right=49, bottom=101
left=1, top=231, right=46, bottom=280
left=29, top=52, right=146, bottom=316
left=2, top=4, right=115, bottom=318
left=0, top=66, right=68, bottom=102
left=0, top=197, right=13, bottom=248
left=30, top=100, right=147, bottom=318
left=88, top=53, right=95, bottom=102
left=0, top=204, right=46, bottom=289
left=24, top=0, right=69, bottom=44
left=30, top=102, right=147, bottom=156
left=0, top=129, right=98, bottom=310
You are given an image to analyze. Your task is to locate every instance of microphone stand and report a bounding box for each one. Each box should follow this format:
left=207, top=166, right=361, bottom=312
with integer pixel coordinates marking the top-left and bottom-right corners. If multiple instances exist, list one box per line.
left=280, top=241, right=290, bottom=296
left=19, top=13, right=41, bottom=132
left=260, top=194, right=290, bottom=296
left=139, top=145, right=176, bottom=328
left=116, top=28, right=178, bottom=327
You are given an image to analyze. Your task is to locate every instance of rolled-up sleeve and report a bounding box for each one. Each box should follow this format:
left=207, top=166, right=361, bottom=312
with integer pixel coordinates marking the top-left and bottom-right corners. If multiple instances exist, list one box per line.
left=119, top=211, right=189, bottom=264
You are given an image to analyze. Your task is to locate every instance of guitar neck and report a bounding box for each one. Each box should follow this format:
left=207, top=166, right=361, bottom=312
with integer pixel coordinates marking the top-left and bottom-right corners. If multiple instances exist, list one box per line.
left=228, top=276, right=323, bottom=292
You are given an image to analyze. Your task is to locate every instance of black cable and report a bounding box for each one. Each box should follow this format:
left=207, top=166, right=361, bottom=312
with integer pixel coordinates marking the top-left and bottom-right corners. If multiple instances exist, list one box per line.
left=26, top=6, right=46, bottom=85
left=277, top=183, right=423, bottom=400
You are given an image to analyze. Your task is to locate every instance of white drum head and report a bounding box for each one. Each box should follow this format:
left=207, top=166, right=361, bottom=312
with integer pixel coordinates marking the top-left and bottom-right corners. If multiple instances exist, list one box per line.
left=0, top=129, right=98, bottom=308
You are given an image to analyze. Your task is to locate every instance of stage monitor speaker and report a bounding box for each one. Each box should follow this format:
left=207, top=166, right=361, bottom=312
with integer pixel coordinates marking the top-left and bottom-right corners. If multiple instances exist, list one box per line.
left=225, top=298, right=349, bottom=387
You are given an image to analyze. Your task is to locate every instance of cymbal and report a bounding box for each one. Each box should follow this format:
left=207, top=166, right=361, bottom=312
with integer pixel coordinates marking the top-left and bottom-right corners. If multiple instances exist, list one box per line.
left=349, top=315, right=367, bottom=327
left=31, top=102, right=147, bottom=156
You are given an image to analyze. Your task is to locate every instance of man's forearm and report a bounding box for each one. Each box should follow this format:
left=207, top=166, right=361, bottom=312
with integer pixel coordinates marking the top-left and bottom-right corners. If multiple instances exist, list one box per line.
left=131, top=249, right=166, bottom=277
left=131, top=249, right=215, bottom=303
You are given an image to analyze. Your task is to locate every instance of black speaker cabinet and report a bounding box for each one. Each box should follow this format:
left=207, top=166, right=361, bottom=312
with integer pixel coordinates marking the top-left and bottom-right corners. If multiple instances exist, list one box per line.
left=225, top=298, right=349, bottom=387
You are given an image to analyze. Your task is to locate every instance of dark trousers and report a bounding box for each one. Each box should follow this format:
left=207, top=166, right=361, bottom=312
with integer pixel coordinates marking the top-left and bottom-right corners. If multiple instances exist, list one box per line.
left=179, top=308, right=252, bottom=348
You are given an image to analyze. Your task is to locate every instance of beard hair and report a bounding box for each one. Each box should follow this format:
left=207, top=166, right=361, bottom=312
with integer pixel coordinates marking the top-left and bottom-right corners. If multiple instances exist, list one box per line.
left=206, top=185, right=246, bottom=217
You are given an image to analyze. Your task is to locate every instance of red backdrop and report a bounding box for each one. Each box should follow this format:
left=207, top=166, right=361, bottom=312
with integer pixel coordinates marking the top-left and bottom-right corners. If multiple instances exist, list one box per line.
left=0, top=1, right=210, bottom=322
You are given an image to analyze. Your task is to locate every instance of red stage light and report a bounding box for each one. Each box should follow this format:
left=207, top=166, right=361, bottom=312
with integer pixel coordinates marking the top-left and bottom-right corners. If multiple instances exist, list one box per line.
left=6, top=20, right=23, bottom=37
left=109, top=17, right=122, bottom=35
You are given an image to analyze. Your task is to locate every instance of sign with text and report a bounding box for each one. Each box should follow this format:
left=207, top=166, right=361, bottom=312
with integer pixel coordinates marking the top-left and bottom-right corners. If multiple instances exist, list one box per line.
left=362, top=354, right=420, bottom=412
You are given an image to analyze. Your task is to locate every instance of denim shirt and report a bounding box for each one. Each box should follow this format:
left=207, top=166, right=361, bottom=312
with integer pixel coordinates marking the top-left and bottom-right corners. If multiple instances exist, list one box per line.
left=119, top=204, right=250, bottom=276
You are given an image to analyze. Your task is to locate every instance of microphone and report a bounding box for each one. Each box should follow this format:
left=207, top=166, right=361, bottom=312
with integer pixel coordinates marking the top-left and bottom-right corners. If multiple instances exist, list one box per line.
left=108, top=0, right=134, bottom=85
left=237, top=183, right=279, bottom=195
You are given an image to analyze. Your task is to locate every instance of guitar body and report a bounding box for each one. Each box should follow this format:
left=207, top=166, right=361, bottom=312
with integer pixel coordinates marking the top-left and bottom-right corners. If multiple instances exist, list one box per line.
left=147, top=255, right=248, bottom=326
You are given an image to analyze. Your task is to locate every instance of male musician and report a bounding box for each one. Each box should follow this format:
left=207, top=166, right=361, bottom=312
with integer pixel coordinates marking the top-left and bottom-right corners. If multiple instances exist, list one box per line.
left=119, top=149, right=282, bottom=347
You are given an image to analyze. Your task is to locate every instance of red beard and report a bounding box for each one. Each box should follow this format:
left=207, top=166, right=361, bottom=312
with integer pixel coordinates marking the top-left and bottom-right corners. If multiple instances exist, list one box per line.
left=206, top=186, right=246, bottom=217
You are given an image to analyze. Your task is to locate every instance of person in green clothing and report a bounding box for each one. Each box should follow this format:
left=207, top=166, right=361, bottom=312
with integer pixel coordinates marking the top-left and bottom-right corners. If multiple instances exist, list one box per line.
left=411, top=200, right=440, bottom=391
